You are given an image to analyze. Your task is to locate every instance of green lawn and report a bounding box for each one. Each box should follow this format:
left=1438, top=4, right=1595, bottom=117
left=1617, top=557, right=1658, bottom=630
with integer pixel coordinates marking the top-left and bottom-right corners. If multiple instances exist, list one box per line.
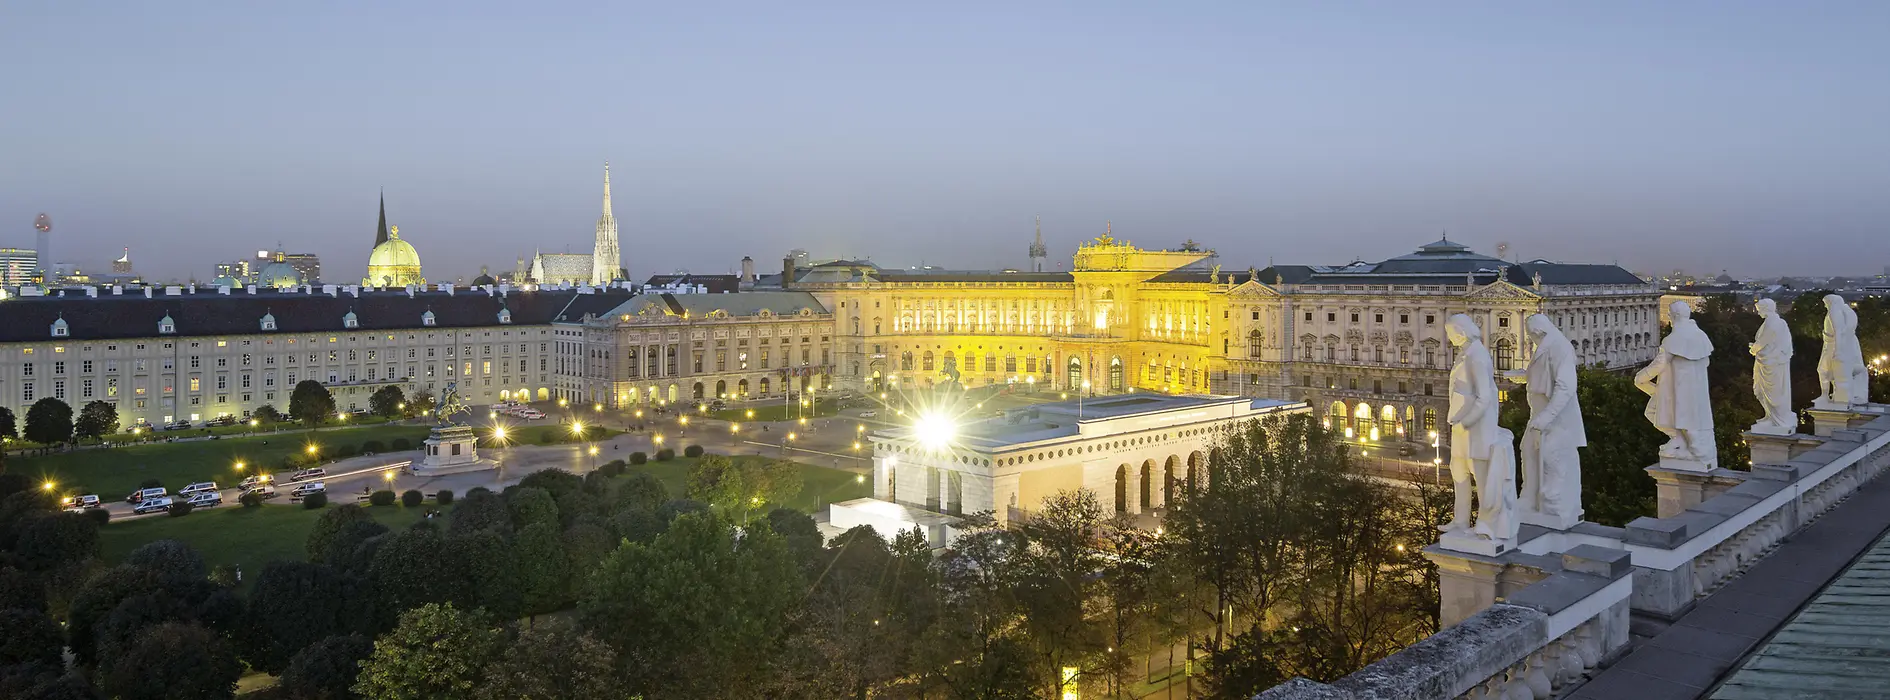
left=623, top=455, right=870, bottom=513
left=485, top=424, right=624, bottom=448
left=711, top=399, right=844, bottom=423
left=12, top=424, right=434, bottom=499
left=98, top=503, right=432, bottom=591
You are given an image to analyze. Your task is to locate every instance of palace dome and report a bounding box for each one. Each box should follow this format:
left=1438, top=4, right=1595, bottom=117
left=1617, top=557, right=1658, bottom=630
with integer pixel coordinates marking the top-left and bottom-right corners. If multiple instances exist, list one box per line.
left=363, top=229, right=424, bottom=287
left=211, top=275, right=241, bottom=288
left=259, top=257, right=301, bottom=289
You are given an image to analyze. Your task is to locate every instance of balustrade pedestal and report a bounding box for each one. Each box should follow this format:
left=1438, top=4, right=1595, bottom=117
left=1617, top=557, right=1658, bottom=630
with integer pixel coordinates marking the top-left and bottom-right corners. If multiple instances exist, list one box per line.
left=1808, top=404, right=1885, bottom=437
left=1644, top=464, right=1747, bottom=519
left=1745, top=430, right=1823, bottom=467
left=1423, top=546, right=1548, bottom=627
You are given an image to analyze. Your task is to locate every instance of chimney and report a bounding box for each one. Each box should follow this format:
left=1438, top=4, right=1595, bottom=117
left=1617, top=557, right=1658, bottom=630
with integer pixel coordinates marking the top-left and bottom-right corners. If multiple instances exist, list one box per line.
left=85, top=286, right=98, bottom=298
left=246, top=285, right=256, bottom=294
left=741, top=256, right=755, bottom=283
left=217, top=286, right=230, bottom=295
left=406, top=286, right=416, bottom=299
left=111, top=285, right=122, bottom=295
left=144, top=287, right=154, bottom=298
left=782, top=255, right=797, bottom=289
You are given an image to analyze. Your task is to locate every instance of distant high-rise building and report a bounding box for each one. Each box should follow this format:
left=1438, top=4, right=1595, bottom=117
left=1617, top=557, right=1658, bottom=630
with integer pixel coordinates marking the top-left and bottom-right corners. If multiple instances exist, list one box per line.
left=284, top=253, right=322, bottom=284
left=250, top=249, right=321, bottom=284
left=0, top=249, right=37, bottom=286
left=112, top=248, right=132, bottom=274
left=32, top=214, right=50, bottom=279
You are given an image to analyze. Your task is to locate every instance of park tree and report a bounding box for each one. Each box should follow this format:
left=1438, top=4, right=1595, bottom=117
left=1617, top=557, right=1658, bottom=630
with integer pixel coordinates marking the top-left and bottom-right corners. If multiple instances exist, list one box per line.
left=686, top=456, right=804, bottom=516
left=474, top=619, right=620, bottom=700
left=305, top=505, right=378, bottom=563
left=505, top=486, right=560, bottom=530
left=65, top=565, right=164, bottom=665
left=0, top=406, right=16, bottom=440
left=765, top=507, right=824, bottom=565
left=581, top=512, right=801, bottom=698
left=447, top=489, right=512, bottom=537
left=240, top=562, right=372, bottom=674
left=251, top=404, right=283, bottom=424
left=915, top=526, right=1045, bottom=698
left=368, top=385, right=406, bottom=419
left=121, top=539, right=207, bottom=582
left=368, top=528, right=472, bottom=627
left=352, top=603, right=505, bottom=700
left=94, top=591, right=197, bottom=676
left=100, top=622, right=241, bottom=700
left=561, top=522, right=615, bottom=583
left=0, top=607, right=63, bottom=668
left=612, top=471, right=669, bottom=513
left=514, top=521, right=569, bottom=614
left=73, top=400, right=118, bottom=442
left=289, top=380, right=337, bottom=427
left=279, top=633, right=373, bottom=700
left=14, top=511, right=99, bottom=572
left=446, top=529, right=523, bottom=621
left=1012, top=490, right=1111, bottom=696
left=778, top=525, right=937, bottom=698
left=22, top=398, right=72, bottom=448
left=408, top=390, right=436, bottom=418
left=0, top=566, right=47, bottom=611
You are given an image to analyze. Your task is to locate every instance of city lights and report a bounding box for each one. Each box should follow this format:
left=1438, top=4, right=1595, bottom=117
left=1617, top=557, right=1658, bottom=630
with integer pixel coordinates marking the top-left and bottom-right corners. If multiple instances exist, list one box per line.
left=915, top=412, right=957, bottom=450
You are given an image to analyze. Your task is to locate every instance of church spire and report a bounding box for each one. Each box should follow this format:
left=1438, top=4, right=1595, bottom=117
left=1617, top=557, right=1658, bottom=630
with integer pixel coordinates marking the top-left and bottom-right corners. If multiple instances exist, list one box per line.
left=592, top=162, right=622, bottom=284
left=601, top=162, right=613, bottom=218
left=374, top=190, right=389, bottom=248
left=1028, top=215, right=1048, bottom=272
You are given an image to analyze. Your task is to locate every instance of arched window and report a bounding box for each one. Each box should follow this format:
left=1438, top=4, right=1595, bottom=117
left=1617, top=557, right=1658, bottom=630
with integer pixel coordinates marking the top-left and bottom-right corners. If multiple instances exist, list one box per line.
left=1494, top=339, right=1516, bottom=371
left=1423, top=407, right=1438, bottom=433
left=922, top=351, right=934, bottom=371
left=1248, top=330, right=1263, bottom=358
left=1109, top=356, right=1124, bottom=390
left=1067, top=356, right=1083, bottom=390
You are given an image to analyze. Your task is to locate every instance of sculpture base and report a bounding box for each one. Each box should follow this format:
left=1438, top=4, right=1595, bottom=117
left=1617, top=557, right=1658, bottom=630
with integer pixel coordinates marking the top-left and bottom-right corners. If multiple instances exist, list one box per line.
left=1646, top=464, right=1747, bottom=519
left=1519, top=509, right=1583, bottom=531
left=1437, top=529, right=1512, bottom=557
left=1423, top=542, right=1546, bottom=627
left=1746, top=421, right=1795, bottom=437
left=1745, top=430, right=1823, bottom=466
left=416, top=425, right=495, bottom=477
left=1807, top=406, right=1878, bottom=437
left=1654, top=455, right=1714, bottom=473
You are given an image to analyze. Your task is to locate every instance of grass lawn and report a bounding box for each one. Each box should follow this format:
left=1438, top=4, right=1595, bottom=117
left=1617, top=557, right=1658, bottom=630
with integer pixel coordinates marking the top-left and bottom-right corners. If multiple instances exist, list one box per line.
left=485, top=424, right=623, bottom=448
left=11, top=424, right=434, bottom=499
left=97, top=503, right=433, bottom=591
left=624, top=455, right=869, bottom=513
left=711, top=399, right=844, bottom=423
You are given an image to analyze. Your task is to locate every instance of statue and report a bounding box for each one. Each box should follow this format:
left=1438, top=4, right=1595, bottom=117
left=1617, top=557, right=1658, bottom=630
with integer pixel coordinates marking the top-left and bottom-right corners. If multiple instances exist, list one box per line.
left=1817, top=294, right=1868, bottom=408
left=1511, top=314, right=1584, bottom=527
left=1749, top=299, right=1795, bottom=434
left=1636, top=301, right=1716, bottom=469
left=435, top=381, right=470, bottom=426
left=1441, top=315, right=1517, bottom=545
left=940, top=355, right=961, bottom=387
left=1210, top=263, right=1222, bottom=285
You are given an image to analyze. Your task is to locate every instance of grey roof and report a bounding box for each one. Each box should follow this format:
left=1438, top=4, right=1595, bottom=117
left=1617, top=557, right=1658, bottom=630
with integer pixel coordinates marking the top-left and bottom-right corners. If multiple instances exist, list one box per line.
left=875, top=271, right=1074, bottom=283
left=899, top=394, right=1298, bottom=449
left=643, top=273, right=740, bottom=293
left=598, top=291, right=829, bottom=320
left=0, top=288, right=629, bottom=342
left=1258, top=241, right=1646, bottom=287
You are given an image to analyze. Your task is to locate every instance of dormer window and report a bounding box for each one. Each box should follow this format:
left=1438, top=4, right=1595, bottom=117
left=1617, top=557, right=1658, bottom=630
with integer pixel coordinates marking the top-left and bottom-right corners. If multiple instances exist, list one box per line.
left=422, top=310, right=436, bottom=326
left=343, top=311, right=359, bottom=329
left=497, top=308, right=512, bottom=324
left=51, top=318, right=68, bottom=337
left=260, top=313, right=278, bottom=331
left=159, top=315, right=176, bottom=335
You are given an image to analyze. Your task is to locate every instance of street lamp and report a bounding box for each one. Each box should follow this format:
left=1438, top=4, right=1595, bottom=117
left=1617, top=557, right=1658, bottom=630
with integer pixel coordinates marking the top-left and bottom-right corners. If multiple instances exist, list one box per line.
left=41, top=481, right=54, bottom=492
left=570, top=421, right=586, bottom=436
left=234, top=461, right=246, bottom=472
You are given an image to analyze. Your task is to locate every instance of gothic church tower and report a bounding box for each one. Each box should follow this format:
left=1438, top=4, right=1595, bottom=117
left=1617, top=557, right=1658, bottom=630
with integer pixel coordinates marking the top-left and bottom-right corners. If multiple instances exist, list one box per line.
left=592, top=163, right=623, bottom=283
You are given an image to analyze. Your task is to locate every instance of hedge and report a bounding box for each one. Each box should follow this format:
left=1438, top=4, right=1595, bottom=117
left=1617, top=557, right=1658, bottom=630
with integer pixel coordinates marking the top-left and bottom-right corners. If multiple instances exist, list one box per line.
left=435, top=490, right=455, bottom=505
left=654, top=448, right=675, bottom=462
left=168, top=502, right=194, bottom=517
left=629, top=452, right=647, bottom=465
left=391, top=437, right=413, bottom=451
left=599, top=460, right=626, bottom=477
left=683, top=444, right=705, bottom=458
left=369, top=490, right=397, bottom=506
left=239, top=492, right=264, bottom=508
left=84, top=508, right=111, bottom=525
left=302, top=492, right=329, bottom=509
left=401, top=490, right=424, bottom=507
left=362, top=440, right=387, bottom=454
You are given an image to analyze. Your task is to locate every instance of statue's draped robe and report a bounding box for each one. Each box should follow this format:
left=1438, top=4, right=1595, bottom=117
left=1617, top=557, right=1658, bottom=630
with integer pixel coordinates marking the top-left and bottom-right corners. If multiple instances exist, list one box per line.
left=1448, top=340, right=1501, bottom=467
left=1641, top=319, right=1715, bottom=466
left=1752, top=313, right=1794, bottom=430
left=1522, top=321, right=1584, bottom=520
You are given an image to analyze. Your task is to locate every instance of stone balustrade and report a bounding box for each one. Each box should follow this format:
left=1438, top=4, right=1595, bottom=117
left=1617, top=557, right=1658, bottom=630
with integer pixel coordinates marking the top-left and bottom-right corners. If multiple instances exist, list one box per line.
left=1256, top=407, right=1890, bottom=699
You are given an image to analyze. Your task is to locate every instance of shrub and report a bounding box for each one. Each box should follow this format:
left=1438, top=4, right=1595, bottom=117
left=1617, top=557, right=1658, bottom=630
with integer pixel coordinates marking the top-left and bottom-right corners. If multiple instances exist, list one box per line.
left=84, top=507, right=112, bottom=525
left=369, top=490, right=396, bottom=507
left=537, top=432, right=554, bottom=445
left=683, top=444, right=704, bottom=458
left=303, top=492, right=328, bottom=509
left=401, top=490, right=424, bottom=507
left=655, top=448, right=675, bottom=462
left=168, top=502, right=194, bottom=517
left=629, top=452, right=647, bottom=465
left=362, top=440, right=387, bottom=454
left=391, top=437, right=412, bottom=451
left=239, top=492, right=264, bottom=508
left=331, top=444, right=358, bottom=459
left=599, top=460, right=626, bottom=477
left=435, top=490, right=455, bottom=505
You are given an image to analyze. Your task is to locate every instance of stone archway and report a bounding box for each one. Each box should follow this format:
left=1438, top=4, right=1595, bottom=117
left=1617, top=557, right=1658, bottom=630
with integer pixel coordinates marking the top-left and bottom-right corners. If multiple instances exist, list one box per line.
left=1187, top=450, right=1207, bottom=491
left=1165, top=455, right=1183, bottom=500
left=693, top=382, right=704, bottom=400
left=1114, top=464, right=1129, bottom=514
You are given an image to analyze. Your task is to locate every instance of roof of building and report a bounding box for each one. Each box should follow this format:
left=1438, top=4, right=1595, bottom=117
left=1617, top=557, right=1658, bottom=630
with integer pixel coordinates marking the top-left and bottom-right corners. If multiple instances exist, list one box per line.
left=892, top=394, right=1301, bottom=449
left=1256, top=241, right=1646, bottom=288
left=643, top=273, right=741, bottom=294
left=0, top=288, right=630, bottom=342
left=588, top=291, right=829, bottom=322
left=875, top=270, right=1075, bottom=283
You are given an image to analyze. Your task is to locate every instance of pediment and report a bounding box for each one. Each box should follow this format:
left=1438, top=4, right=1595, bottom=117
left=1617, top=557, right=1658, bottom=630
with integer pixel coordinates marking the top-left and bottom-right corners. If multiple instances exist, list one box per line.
left=1466, top=282, right=1540, bottom=300
left=1228, top=280, right=1280, bottom=298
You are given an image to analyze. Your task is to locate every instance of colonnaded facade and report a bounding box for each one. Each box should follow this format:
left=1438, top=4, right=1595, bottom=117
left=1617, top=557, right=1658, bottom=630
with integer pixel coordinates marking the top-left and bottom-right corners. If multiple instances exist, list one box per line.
left=786, top=233, right=1659, bottom=448
left=0, top=283, right=630, bottom=428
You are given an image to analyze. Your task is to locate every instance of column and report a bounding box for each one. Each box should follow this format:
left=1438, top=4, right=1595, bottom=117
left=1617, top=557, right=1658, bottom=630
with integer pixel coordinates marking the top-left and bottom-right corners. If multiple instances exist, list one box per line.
left=1125, top=466, right=1142, bottom=515
left=1146, top=464, right=1166, bottom=510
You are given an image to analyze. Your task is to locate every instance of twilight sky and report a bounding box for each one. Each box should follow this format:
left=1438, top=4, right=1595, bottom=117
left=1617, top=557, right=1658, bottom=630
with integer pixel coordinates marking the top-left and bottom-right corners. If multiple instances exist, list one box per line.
left=4, top=2, right=1888, bottom=282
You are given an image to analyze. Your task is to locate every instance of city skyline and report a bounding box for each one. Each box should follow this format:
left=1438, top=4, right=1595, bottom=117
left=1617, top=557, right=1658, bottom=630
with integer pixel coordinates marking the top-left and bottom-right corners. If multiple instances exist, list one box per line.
left=6, top=3, right=1888, bottom=280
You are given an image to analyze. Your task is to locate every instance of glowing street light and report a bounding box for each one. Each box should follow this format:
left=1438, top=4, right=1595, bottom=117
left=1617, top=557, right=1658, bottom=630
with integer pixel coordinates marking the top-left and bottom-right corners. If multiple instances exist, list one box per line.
left=594, top=403, right=603, bottom=412
left=730, top=423, right=741, bottom=433
left=489, top=410, right=498, bottom=420
left=248, top=419, right=259, bottom=427
left=570, top=421, right=586, bottom=435
left=588, top=445, right=600, bottom=456
left=492, top=426, right=508, bottom=441
left=306, top=444, right=319, bottom=456
left=559, top=398, right=569, bottom=408
left=915, top=412, right=957, bottom=451
left=41, top=481, right=54, bottom=492
left=745, top=409, right=755, bottom=419
left=679, top=415, right=690, bottom=426
left=234, top=461, right=246, bottom=472
left=382, top=471, right=395, bottom=484
left=634, top=409, right=644, bottom=419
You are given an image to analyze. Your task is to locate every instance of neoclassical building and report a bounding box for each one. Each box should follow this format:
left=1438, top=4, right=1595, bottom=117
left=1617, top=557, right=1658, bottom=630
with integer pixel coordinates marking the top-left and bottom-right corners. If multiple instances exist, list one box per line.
left=0, top=284, right=629, bottom=428
left=780, top=233, right=1657, bottom=448
left=549, top=291, right=835, bottom=406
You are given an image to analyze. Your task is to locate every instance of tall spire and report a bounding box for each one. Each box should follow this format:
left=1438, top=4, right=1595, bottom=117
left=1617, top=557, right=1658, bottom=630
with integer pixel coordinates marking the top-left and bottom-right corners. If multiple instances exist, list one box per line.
left=374, top=190, right=389, bottom=248
left=1028, top=215, right=1047, bottom=272
left=592, top=162, right=622, bottom=284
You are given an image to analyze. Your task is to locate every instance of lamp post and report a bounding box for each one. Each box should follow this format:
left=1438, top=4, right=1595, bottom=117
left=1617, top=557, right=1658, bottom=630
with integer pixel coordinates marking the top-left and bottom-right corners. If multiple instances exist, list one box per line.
left=1429, top=430, right=1443, bottom=483
left=1079, top=380, right=1091, bottom=418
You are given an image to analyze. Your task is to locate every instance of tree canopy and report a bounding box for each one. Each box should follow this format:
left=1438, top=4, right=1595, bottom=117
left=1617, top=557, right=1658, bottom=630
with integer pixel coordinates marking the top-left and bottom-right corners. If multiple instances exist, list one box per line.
left=289, top=380, right=336, bottom=427
left=22, top=398, right=72, bottom=447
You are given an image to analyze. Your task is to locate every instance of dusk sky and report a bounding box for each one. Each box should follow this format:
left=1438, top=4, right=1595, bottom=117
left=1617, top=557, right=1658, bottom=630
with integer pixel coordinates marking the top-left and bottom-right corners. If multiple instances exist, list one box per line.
left=5, top=2, right=1887, bottom=282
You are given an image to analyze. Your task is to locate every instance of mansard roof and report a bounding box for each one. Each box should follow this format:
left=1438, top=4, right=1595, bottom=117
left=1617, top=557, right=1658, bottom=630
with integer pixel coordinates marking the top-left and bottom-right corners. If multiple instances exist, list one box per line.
left=0, top=288, right=633, bottom=342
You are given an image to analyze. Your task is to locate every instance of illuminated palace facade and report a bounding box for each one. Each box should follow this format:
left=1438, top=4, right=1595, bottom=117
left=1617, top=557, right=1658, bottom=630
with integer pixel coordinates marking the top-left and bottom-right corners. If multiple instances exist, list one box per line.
left=791, top=233, right=1659, bottom=447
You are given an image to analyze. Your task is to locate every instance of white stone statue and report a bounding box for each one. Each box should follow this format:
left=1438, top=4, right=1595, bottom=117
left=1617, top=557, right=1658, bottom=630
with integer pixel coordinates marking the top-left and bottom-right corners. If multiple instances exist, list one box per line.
left=1635, top=301, right=1716, bottom=469
left=1749, top=298, right=1795, bottom=435
left=1441, top=315, right=1517, bottom=545
left=1512, top=314, right=1584, bottom=527
left=1817, top=294, right=1868, bottom=408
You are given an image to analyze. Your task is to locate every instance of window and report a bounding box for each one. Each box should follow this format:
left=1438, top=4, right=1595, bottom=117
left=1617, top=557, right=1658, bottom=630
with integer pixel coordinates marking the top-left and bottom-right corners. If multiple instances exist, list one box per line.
left=1494, top=339, right=1515, bottom=371
left=1304, top=312, right=1313, bottom=322
left=190, top=377, right=200, bottom=392
left=55, top=361, right=65, bottom=374
left=1301, top=375, right=1312, bottom=387
left=1498, top=316, right=1510, bottom=328
left=1374, top=313, right=1383, bottom=323
left=1372, top=380, right=1382, bottom=394
left=1251, top=311, right=1260, bottom=321
left=82, top=360, right=92, bottom=373
left=1425, top=349, right=1436, bottom=368
left=1350, top=345, right=1359, bottom=362
left=1425, top=314, right=1436, bottom=325
left=1423, top=383, right=1434, bottom=396
left=216, top=376, right=227, bottom=390
left=1327, top=312, right=1336, bottom=323
left=1350, top=312, right=1359, bottom=323
left=21, top=383, right=31, bottom=402
left=1248, top=330, right=1263, bottom=358
left=1397, top=381, right=1407, bottom=394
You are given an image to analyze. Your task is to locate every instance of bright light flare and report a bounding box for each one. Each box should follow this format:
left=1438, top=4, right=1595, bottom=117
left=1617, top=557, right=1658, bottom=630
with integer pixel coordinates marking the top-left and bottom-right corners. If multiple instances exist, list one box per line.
left=915, top=412, right=958, bottom=450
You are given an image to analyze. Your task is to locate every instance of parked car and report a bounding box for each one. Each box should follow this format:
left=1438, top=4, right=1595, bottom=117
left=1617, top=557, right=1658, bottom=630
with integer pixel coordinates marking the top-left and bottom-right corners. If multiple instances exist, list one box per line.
left=244, top=484, right=280, bottom=500
left=288, top=468, right=326, bottom=483
left=289, top=481, right=327, bottom=499
left=61, top=494, right=101, bottom=511
left=859, top=410, right=878, bottom=418
left=239, top=474, right=273, bottom=490
left=179, top=481, right=220, bottom=496
left=126, top=487, right=168, bottom=504
left=206, top=416, right=238, bottom=427
left=186, top=492, right=223, bottom=508
left=162, top=420, right=193, bottom=431
left=131, top=497, right=173, bottom=515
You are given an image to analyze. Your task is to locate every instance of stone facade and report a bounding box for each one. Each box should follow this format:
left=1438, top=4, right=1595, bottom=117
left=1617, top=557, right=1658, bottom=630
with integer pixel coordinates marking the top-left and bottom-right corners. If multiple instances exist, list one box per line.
left=550, top=291, right=836, bottom=406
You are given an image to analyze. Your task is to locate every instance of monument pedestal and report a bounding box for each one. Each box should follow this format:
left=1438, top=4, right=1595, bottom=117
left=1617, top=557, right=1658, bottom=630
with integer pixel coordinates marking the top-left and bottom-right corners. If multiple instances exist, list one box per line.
left=1645, top=463, right=1747, bottom=518
left=1745, top=430, right=1823, bottom=466
left=1423, top=544, right=1546, bottom=627
left=1519, top=508, right=1583, bottom=531
left=414, top=425, right=496, bottom=477
left=1808, top=404, right=1880, bottom=437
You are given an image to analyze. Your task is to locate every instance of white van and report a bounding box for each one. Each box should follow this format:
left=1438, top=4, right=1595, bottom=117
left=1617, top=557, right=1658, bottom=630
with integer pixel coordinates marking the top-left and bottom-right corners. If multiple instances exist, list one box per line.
left=131, top=497, right=173, bottom=515
left=244, top=484, right=279, bottom=500
left=179, top=481, right=220, bottom=496
left=290, top=481, right=327, bottom=499
left=126, top=487, right=167, bottom=504
left=289, top=468, right=326, bottom=483
left=239, top=474, right=272, bottom=490
left=186, top=492, right=222, bottom=508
